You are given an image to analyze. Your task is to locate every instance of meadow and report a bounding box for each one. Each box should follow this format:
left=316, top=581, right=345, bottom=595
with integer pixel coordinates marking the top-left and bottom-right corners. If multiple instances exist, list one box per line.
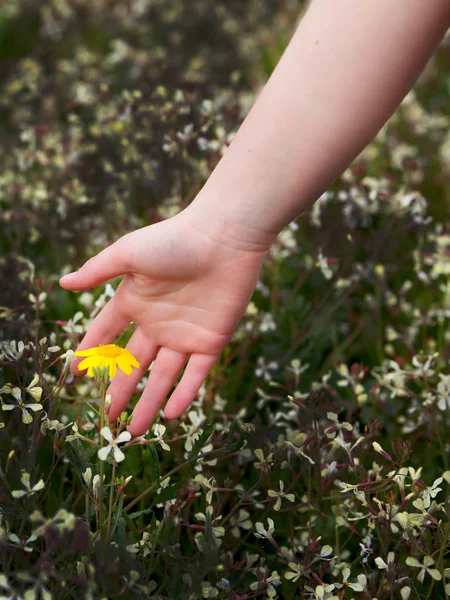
left=1, top=1, right=450, bottom=598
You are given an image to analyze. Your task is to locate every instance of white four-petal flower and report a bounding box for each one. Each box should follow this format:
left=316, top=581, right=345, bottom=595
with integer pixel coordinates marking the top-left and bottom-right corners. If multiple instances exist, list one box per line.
left=98, top=427, right=131, bottom=463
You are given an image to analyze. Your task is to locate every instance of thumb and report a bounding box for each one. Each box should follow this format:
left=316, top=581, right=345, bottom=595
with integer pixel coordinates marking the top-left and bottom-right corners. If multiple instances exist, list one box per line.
left=59, top=235, right=132, bottom=290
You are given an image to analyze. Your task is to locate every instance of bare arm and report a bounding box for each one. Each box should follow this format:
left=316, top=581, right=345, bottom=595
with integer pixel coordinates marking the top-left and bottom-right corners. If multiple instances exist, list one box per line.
left=189, top=0, right=450, bottom=245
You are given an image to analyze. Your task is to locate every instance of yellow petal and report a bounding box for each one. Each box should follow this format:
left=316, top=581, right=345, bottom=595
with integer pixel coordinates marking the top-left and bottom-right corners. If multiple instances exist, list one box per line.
left=116, top=355, right=133, bottom=375
left=77, top=356, right=100, bottom=371
left=108, top=359, right=117, bottom=378
left=74, top=347, right=100, bottom=357
left=122, top=350, right=140, bottom=368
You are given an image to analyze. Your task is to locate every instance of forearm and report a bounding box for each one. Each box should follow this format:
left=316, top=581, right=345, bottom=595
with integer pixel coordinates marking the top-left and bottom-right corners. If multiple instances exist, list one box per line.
left=189, top=0, right=450, bottom=249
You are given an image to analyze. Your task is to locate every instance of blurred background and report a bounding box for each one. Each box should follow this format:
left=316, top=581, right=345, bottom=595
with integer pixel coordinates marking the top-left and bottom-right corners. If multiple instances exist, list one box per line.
left=2, top=3, right=450, bottom=598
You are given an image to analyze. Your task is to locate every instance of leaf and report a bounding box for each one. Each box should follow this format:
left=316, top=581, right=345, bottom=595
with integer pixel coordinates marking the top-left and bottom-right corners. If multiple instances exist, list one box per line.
left=127, top=505, right=154, bottom=521
left=122, top=511, right=140, bottom=541
left=151, top=480, right=185, bottom=507
left=188, top=424, right=214, bottom=462
left=226, top=421, right=247, bottom=453
left=61, top=491, right=74, bottom=510
left=110, top=494, right=125, bottom=540
left=144, top=444, right=160, bottom=486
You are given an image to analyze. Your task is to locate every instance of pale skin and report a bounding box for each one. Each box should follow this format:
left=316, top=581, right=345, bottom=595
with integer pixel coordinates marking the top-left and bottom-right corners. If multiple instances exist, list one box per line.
left=60, top=0, right=450, bottom=436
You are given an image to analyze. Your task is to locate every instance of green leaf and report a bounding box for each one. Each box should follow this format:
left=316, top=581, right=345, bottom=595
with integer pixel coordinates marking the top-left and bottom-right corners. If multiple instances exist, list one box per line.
left=122, top=511, right=140, bottom=540
left=151, top=479, right=185, bottom=507
left=61, top=491, right=74, bottom=510
left=110, top=494, right=124, bottom=539
left=226, top=420, right=247, bottom=453
left=127, top=505, right=154, bottom=521
left=144, top=444, right=160, bottom=485
left=188, top=424, right=214, bottom=462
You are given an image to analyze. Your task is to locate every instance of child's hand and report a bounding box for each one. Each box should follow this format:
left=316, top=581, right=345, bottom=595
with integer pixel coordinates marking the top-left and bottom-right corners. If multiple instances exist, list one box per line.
left=60, top=208, right=271, bottom=436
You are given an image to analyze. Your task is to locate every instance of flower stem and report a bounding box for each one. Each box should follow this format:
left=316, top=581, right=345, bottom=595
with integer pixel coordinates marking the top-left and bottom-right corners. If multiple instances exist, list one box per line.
left=98, top=378, right=108, bottom=558
left=106, top=459, right=116, bottom=543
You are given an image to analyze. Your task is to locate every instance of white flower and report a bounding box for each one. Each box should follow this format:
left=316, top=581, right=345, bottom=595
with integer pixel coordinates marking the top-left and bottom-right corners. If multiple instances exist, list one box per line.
left=1, top=387, right=43, bottom=425
left=0, top=340, right=27, bottom=361
left=267, top=480, right=295, bottom=511
left=151, top=424, right=170, bottom=451
left=336, top=568, right=367, bottom=592
left=24, top=374, right=43, bottom=402
left=437, top=376, right=450, bottom=411
left=82, top=468, right=93, bottom=488
left=410, top=354, right=436, bottom=379
left=359, top=536, right=373, bottom=563
left=284, top=562, right=303, bottom=582
left=11, top=472, right=45, bottom=498
left=194, top=474, right=217, bottom=504
left=285, top=440, right=315, bottom=465
left=98, top=427, right=132, bottom=463
left=195, top=506, right=225, bottom=539
left=254, top=518, right=275, bottom=539
left=305, top=584, right=339, bottom=600
left=320, top=545, right=334, bottom=559
left=375, top=552, right=395, bottom=569
left=406, top=555, right=442, bottom=583
left=8, top=532, right=37, bottom=552
left=316, top=249, right=334, bottom=280
left=255, top=357, right=279, bottom=381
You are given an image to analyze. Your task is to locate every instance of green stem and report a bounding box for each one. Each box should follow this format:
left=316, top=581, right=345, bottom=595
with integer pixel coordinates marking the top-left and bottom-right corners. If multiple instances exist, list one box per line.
left=98, top=378, right=108, bottom=558
left=425, top=528, right=449, bottom=600
left=106, top=460, right=116, bottom=543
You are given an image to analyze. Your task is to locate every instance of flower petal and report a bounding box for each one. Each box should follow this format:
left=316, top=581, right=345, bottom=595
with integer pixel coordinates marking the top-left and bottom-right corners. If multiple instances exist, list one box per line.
left=98, top=445, right=111, bottom=461
left=116, top=355, right=133, bottom=375
left=108, top=358, right=117, bottom=378
left=406, top=557, right=422, bottom=568
left=27, top=374, right=40, bottom=388
left=11, top=490, right=27, bottom=498
left=26, top=387, right=43, bottom=402
left=116, top=431, right=132, bottom=444
left=32, top=479, right=45, bottom=492
left=22, top=409, right=33, bottom=424
left=25, top=404, right=43, bottom=412
left=100, top=427, right=113, bottom=442
left=113, top=447, right=126, bottom=462
left=77, top=356, right=100, bottom=372
left=74, top=348, right=101, bottom=357
left=122, top=349, right=140, bottom=367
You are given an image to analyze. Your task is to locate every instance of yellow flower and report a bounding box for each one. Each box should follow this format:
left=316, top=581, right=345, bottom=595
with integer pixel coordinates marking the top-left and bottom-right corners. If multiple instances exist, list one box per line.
left=74, top=344, right=140, bottom=378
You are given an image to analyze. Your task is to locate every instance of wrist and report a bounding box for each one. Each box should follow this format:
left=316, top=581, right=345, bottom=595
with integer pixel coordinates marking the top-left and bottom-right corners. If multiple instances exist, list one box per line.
left=185, top=192, right=277, bottom=256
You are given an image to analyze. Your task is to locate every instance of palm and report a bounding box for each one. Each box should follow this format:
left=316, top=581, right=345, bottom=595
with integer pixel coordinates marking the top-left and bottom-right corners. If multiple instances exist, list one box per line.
left=62, top=211, right=267, bottom=435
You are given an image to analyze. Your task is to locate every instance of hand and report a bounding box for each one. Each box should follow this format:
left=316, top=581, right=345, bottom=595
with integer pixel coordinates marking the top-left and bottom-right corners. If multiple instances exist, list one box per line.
left=59, top=206, right=272, bottom=436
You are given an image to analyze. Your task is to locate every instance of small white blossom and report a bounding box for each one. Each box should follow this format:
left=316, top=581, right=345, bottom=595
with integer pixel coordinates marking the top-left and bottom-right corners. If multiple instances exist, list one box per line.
left=11, top=472, right=45, bottom=498
left=151, top=424, right=170, bottom=451
left=254, top=518, right=275, bottom=539
left=406, top=555, right=442, bottom=583
left=1, top=387, right=43, bottom=425
left=98, top=427, right=132, bottom=463
left=267, top=480, right=295, bottom=511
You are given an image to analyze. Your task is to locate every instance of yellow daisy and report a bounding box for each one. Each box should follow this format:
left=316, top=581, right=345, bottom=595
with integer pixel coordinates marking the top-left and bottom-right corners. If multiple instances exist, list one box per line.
left=74, top=344, right=140, bottom=378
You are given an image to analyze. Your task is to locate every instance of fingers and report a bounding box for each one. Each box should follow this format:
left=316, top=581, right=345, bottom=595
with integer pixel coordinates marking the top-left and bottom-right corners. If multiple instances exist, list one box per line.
left=127, top=348, right=187, bottom=436
left=59, top=234, right=132, bottom=291
left=164, top=353, right=218, bottom=419
left=106, top=328, right=159, bottom=423
left=70, top=298, right=130, bottom=375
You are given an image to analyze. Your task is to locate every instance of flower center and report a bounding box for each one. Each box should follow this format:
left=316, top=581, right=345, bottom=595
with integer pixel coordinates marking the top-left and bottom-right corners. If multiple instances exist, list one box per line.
left=97, top=344, right=122, bottom=358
